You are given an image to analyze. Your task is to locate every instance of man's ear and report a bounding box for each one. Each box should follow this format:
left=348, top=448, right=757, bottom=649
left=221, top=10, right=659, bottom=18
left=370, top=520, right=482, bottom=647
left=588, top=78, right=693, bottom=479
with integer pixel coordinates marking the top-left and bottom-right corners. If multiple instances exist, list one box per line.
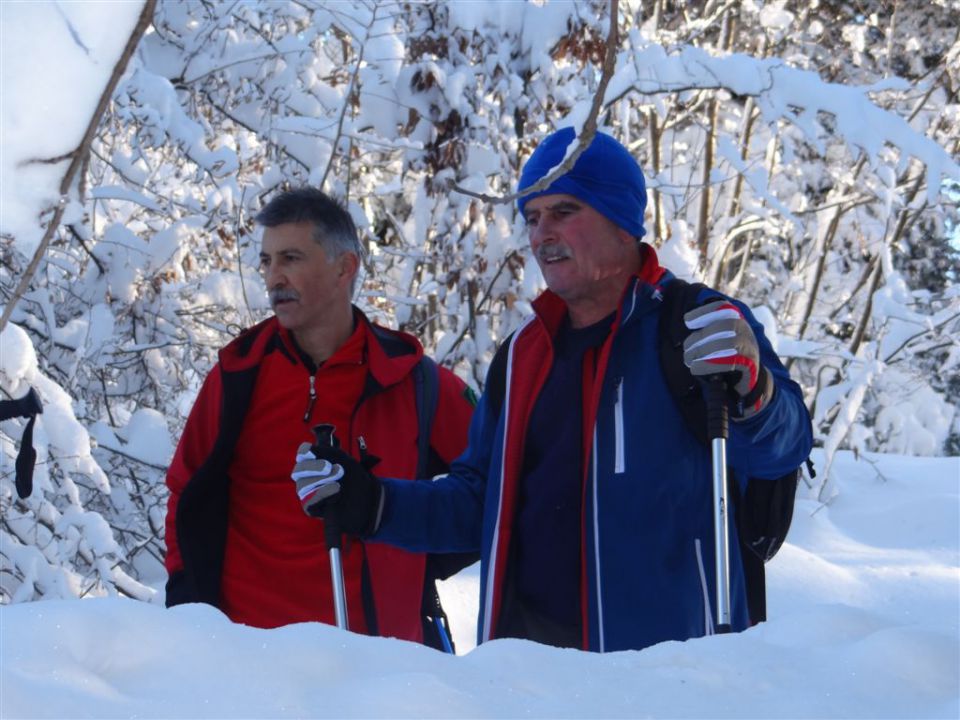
left=616, top=226, right=637, bottom=247
left=339, top=252, right=360, bottom=285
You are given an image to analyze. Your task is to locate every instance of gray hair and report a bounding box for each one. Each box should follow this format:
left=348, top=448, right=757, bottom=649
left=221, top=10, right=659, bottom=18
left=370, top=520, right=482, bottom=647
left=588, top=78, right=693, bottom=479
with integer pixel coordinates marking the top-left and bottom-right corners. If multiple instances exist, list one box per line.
left=255, top=187, right=365, bottom=294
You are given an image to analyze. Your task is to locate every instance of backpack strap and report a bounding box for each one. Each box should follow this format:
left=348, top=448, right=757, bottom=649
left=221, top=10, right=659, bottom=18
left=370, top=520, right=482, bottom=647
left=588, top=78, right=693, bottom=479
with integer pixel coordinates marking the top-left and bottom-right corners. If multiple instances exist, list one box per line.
left=485, top=332, right=513, bottom=420
left=411, top=355, right=475, bottom=652
left=657, top=279, right=710, bottom=445
left=412, top=356, right=440, bottom=478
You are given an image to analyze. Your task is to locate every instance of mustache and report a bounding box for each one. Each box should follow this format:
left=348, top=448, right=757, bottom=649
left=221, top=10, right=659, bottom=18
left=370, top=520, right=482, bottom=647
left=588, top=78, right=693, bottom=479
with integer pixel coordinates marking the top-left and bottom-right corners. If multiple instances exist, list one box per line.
left=269, top=288, right=300, bottom=306
left=537, top=245, right=572, bottom=263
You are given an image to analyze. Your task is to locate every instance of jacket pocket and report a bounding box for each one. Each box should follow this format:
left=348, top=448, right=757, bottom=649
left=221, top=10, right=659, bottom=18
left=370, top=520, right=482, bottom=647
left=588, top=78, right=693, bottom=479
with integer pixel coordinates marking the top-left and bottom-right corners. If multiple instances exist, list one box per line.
left=695, top=538, right=715, bottom=636
left=614, top=378, right=625, bottom=474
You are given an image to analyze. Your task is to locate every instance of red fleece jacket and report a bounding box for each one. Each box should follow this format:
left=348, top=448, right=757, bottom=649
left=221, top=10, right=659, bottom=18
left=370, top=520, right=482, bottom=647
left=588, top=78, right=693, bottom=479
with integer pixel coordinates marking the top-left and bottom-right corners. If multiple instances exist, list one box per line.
left=164, top=311, right=474, bottom=639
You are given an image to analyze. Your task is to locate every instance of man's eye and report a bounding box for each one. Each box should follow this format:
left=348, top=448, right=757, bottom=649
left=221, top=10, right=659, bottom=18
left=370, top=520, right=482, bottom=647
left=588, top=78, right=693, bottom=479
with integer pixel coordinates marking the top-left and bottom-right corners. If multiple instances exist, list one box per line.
left=524, top=215, right=538, bottom=227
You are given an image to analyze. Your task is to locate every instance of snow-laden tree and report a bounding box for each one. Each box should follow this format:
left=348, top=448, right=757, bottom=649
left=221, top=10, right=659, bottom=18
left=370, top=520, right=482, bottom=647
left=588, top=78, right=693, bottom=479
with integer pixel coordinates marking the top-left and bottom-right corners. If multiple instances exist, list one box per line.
left=2, top=0, right=958, bottom=601
left=1, top=0, right=158, bottom=601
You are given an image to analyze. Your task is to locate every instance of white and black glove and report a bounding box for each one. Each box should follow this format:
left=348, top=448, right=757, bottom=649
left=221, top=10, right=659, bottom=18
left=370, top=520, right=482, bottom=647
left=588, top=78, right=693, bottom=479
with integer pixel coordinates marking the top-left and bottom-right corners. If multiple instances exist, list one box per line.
left=291, top=445, right=345, bottom=510
left=291, top=435, right=384, bottom=537
left=683, top=299, right=773, bottom=419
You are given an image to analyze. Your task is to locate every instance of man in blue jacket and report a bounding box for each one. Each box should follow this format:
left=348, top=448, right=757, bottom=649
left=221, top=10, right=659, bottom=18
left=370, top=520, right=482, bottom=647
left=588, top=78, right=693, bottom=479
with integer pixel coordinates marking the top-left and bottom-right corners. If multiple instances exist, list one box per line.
left=291, top=128, right=813, bottom=653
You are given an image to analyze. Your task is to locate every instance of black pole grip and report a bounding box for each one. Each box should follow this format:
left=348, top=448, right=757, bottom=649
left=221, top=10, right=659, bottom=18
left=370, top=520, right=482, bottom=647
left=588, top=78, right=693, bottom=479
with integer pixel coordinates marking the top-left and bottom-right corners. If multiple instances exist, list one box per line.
left=324, top=505, right=342, bottom=552
left=311, top=424, right=342, bottom=551
left=705, top=378, right=729, bottom=441
left=311, top=423, right=339, bottom=450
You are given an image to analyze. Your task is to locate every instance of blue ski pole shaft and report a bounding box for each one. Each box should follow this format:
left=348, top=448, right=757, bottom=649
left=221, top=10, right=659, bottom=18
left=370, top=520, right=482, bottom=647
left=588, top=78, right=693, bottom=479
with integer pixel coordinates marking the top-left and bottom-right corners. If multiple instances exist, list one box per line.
left=434, top=617, right=454, bottom=654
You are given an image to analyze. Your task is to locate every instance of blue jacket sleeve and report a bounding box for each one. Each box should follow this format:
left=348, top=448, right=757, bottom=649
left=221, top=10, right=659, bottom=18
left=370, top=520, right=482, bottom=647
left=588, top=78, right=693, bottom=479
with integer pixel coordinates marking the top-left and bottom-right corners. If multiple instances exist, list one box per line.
left=372, top=387, right=498, bottom=553
left=702, top=291, right=813, bottom=480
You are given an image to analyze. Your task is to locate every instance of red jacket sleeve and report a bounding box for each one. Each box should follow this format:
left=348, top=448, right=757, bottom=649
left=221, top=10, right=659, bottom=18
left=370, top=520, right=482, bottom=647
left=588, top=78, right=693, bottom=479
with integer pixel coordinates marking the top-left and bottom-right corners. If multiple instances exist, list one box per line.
left=430, top=367, right=476, bottom=465
left=164, top=364, right=224, bottom=576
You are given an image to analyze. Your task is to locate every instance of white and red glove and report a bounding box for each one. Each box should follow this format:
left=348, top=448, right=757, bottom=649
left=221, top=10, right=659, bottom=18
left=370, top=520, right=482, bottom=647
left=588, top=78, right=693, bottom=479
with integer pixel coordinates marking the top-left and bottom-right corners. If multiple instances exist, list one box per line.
left=682, top=299, right=773, bottom=419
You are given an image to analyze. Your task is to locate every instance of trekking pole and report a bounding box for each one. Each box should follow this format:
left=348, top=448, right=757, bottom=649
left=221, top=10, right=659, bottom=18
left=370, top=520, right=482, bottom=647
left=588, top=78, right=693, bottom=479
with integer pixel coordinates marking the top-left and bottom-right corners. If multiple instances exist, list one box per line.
left=425, top=586, right=455, bottom=654
left=434, top=618, right=454, bottom=654
left=312, top=423, right=349, bottom=631
left=705, top=377, right=732, bottom=634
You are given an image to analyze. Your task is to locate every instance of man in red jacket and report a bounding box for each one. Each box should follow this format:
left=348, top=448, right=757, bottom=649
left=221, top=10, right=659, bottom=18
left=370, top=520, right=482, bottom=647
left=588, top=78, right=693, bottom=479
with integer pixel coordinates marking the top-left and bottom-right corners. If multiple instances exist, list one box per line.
left=164, top=188, right=475, bottom=647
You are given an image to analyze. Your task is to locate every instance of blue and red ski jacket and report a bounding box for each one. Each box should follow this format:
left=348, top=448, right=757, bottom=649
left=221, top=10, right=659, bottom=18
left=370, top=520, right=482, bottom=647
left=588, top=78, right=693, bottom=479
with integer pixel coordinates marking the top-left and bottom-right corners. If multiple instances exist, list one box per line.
left=375, top=247, right=813, bottom=652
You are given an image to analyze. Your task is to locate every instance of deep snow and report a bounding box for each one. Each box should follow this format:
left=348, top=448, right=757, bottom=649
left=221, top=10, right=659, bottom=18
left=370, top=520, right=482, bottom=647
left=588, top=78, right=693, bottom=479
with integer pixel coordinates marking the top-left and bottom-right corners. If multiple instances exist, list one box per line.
left=2, top=2, right=958, bottom=718
left=2, top=450, right=957, bottom=719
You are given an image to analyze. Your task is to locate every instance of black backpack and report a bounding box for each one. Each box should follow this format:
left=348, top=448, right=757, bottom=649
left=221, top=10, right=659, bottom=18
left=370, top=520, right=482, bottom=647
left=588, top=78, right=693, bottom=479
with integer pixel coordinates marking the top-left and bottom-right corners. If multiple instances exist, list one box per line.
left=483, top=282, right=811, bottom=625
left=411, top=357, right=479, bottom=651
left=658, top=279, right=812, bottom=624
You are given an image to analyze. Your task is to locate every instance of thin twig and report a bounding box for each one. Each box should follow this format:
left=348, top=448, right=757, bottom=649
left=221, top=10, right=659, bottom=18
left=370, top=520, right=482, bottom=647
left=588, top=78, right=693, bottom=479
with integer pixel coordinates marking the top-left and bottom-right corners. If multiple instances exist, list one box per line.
left=883, top=310, right=960, bottom=364
left=319, top=3, right=379, bottom=191
left=94, top=441, right=168, bottom=472
left=437, top=249, right=523, bottom=367
left=66, top=225, right=106, bottom=275
left=448, top=0, right=621, bottom=205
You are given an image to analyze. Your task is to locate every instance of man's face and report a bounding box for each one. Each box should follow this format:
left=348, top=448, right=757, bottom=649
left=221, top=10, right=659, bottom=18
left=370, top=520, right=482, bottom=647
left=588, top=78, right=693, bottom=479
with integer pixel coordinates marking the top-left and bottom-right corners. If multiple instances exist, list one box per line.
left=524, top=194, right=635, bottom=305
left=259, top=221, right=355, bottom=334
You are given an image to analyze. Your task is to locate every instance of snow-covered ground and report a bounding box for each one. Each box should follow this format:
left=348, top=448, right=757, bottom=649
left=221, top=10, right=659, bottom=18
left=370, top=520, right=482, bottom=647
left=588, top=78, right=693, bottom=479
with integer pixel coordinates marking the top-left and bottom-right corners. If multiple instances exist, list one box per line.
left=1, top=3, right=957, bottom=719
left=2, top=450, right=957, bottom=719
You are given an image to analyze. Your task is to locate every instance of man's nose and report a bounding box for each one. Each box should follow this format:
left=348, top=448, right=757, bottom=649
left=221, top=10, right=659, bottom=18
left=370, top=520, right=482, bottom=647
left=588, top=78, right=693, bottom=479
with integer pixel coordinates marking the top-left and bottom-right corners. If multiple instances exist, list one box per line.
left=529, top=217, right=556, bottom=250
left=264, top=263, right=285, bottom=290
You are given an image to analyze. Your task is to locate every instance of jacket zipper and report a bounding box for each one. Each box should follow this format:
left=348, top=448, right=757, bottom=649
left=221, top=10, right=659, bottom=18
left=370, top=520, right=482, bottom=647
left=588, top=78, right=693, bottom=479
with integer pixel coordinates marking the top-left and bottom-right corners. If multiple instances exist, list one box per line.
left=614, top=377, right=625, bottom=474
left=303, top=374, right=317, bottom=423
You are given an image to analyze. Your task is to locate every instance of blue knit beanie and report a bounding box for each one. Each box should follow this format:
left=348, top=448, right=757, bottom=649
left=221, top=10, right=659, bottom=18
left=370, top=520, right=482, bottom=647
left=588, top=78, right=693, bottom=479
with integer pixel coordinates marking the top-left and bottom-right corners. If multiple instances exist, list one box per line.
left=517, top=128, right=647, bottom=239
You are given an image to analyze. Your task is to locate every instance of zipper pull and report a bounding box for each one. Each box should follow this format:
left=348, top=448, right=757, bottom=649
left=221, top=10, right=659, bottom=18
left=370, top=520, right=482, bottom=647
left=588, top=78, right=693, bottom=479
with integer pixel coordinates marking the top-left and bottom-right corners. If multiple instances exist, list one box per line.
left=356, top=436, right=381, bottom=472
left=303, top=375, right=317, bottom=422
